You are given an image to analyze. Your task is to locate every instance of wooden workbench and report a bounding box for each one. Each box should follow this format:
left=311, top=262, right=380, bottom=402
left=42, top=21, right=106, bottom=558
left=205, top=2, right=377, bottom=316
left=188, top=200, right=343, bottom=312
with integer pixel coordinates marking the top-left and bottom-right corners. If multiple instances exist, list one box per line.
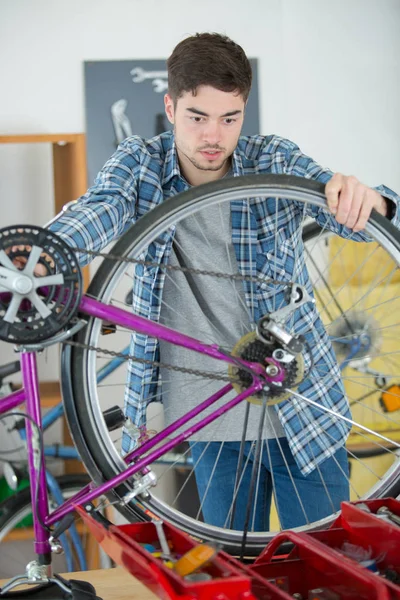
left=0, top=567, right=158, bottom=600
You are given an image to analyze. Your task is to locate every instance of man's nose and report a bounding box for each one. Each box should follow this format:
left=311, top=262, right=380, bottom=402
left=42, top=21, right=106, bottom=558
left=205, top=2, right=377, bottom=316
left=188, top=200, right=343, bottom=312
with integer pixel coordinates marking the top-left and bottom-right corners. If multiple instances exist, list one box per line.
left=202, top=122, right=221, bottom=145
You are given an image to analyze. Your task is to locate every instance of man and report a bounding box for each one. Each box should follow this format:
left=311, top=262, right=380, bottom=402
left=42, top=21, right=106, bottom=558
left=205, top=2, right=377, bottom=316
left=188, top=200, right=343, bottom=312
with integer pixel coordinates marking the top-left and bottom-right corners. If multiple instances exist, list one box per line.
left=49, top=33, right=400, bottom=531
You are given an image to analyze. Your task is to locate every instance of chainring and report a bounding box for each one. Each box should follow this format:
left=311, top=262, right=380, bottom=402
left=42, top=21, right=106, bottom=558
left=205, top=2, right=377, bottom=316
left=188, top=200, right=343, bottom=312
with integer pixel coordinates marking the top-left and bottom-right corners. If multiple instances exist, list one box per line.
left=228, top=331, right=304, bottom=405
left=0, top=225, right=82, bottom=343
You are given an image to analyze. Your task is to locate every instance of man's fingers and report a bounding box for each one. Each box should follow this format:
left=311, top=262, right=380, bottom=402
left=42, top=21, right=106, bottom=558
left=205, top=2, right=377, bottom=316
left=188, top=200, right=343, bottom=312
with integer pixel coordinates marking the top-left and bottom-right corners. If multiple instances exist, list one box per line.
left=33, top=262, right=47, bottom=276
left=325, top=173, right=344, bottom=214
left=9, top=245, right=32, bottom=253
left=13, top=257, right=27, bottom=270
left=333, top=177, right=357, bottom=225
left=327, top=173, right=386, bottom=232
left=7, top=244, right=48, bottom=276
left=353, top=191, right=376, bottom=232
left=326, top=174, right=374, bottom=231
left=339, top=182, right=365, bottom=230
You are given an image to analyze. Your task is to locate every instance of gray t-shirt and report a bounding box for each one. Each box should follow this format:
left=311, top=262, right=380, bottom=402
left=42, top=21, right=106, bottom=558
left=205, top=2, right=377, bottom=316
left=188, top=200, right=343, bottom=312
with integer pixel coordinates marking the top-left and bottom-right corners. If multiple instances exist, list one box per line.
left=158, top=200, right=285, bottom=441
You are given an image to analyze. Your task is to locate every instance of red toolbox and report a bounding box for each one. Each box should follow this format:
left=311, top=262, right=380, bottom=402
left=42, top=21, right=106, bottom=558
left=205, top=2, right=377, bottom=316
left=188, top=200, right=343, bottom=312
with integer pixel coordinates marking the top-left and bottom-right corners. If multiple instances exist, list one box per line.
left=254, top=498, right=400, bottom=599
left=310, top=498, right=400, bottom=599
left=253, top=529, right=392, bottom=599
left=77, top=500, right=400, bottom=599
left=76, top=505, right=293, bottom=599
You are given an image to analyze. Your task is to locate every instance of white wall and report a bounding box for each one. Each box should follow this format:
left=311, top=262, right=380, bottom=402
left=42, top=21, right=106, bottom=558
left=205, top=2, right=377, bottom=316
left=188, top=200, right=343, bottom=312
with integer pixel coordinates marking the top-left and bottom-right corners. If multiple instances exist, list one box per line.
left=0, top=0, right=399, bottom=380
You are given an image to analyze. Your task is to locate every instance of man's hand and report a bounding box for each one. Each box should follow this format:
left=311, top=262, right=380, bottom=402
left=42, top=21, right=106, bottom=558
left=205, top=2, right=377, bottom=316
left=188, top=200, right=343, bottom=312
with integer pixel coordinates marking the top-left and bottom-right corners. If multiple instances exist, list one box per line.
left=10, top=246, right=48, bottom=276
left=325, top=173, right=388, bottom=232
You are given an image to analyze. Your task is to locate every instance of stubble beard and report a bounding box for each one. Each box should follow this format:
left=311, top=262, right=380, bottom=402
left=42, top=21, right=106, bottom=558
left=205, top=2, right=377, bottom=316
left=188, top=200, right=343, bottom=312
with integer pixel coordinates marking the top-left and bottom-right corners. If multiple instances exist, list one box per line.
left=178, top=143, right=229, bottom=173
left=188, top=153, right=228, bottom=172
left=174, top=129, right=231, bottom=175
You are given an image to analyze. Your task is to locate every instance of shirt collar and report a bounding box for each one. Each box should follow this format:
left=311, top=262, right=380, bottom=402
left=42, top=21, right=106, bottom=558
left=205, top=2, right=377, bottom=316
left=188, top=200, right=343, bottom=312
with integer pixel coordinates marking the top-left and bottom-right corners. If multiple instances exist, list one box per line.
left=232, top=147, right=244, bottom=176
left=161, top=134, right=181, bottom=186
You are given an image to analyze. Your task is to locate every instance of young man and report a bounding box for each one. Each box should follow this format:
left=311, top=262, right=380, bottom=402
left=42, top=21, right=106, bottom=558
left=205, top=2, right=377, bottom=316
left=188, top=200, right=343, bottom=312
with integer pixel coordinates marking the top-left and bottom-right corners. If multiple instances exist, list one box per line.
left=49, top=33, right=400, bottom=531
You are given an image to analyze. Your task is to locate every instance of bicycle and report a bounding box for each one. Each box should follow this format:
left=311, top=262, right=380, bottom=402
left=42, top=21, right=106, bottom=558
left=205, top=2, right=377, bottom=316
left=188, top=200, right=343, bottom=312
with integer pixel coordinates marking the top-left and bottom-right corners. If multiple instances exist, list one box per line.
left=0, top=174, right=400, bottom=596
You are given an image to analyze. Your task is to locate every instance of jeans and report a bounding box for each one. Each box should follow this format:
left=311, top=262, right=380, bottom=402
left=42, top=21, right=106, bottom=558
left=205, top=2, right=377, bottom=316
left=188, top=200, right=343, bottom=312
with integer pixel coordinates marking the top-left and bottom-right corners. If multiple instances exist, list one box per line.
left=190, top=438, right=349, bottom=530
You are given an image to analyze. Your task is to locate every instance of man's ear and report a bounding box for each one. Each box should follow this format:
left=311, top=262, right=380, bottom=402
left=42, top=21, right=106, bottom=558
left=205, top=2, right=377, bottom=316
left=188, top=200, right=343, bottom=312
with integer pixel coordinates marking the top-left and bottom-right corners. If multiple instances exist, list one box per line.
left=164, top=94, right=175, bottom=124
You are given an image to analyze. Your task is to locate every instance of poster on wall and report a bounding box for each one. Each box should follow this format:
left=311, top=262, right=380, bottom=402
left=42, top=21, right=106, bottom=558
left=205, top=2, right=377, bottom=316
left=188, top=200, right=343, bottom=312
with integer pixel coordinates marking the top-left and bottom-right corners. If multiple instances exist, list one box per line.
left=84, top=59, right=260, bottom=185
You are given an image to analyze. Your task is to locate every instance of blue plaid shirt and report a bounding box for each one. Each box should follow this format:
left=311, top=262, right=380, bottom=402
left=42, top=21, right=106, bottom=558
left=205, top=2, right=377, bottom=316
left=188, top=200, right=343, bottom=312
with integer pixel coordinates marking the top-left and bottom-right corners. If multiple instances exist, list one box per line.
left=50, top=131, right=400, bottom=475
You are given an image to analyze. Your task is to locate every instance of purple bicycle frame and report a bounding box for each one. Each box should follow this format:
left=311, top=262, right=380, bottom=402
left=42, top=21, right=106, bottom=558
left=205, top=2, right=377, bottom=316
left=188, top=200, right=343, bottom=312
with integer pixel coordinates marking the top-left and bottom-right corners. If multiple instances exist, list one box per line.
left=0, top=294, right=281, bottom=557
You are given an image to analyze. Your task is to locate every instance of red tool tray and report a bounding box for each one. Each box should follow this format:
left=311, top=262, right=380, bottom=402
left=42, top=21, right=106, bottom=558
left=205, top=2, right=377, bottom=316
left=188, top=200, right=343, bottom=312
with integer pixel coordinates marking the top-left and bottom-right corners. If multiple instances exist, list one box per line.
left=76, top=500, right=400, bottom=600
left=76, top=506, right=292, bottom=599
left=254, top=498, right=400, bottom=600
left=253, top=529, right=392, bottom=599
left=314, top=498, right=400, bottom=598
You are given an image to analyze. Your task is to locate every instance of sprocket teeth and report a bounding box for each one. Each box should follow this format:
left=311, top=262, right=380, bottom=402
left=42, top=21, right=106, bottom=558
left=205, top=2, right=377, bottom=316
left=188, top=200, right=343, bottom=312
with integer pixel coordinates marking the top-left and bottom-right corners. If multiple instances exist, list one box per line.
left=228, top=330, right=304, bottom=406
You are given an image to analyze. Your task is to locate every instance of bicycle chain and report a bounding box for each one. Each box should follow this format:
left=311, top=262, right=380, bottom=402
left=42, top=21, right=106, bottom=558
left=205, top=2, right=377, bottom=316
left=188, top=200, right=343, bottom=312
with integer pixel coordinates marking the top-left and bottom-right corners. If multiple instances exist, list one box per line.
left=65, top=338, right=240, bottom=383
left=73, top=246, right=287, bottom=287
left=64, top=245, right=292, bottom=383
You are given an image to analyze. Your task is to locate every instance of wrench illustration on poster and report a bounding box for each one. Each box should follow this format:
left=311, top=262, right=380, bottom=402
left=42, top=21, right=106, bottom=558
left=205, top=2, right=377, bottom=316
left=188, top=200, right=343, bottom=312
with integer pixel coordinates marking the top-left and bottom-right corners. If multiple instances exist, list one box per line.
left=130, top=67, right=168, bottom=93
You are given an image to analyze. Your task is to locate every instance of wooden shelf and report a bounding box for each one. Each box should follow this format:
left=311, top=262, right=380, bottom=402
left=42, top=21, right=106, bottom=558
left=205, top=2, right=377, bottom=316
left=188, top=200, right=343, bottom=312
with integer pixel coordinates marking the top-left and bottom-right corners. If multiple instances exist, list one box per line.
left=0, top=133, right=89, bottom=283
left=1, top=132, right=90, bottom=475
left=0, top=133, right=89, bottom=221
left=0, top=134, right=84, bottom=144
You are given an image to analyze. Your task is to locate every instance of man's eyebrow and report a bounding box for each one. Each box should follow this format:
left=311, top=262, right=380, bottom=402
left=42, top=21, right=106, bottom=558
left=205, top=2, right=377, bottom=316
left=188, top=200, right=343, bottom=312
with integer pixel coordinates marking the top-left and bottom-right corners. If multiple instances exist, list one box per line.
left=186, top=108, right=242, bottom=117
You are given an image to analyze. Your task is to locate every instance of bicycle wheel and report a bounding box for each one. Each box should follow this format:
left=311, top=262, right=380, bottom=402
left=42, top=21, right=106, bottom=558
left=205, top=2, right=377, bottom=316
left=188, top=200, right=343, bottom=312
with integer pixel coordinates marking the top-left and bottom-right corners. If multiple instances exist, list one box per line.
left=0, top=474, right=109, bottom=577
left=63, top=174, right=400, bottom=555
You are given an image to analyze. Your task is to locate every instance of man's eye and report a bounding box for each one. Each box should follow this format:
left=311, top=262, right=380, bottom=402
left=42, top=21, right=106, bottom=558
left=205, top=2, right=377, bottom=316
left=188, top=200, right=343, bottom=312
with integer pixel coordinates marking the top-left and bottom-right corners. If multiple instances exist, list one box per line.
left=224, top=118, right=236, bottom=125
left=191, top=116, right=204, bottom=123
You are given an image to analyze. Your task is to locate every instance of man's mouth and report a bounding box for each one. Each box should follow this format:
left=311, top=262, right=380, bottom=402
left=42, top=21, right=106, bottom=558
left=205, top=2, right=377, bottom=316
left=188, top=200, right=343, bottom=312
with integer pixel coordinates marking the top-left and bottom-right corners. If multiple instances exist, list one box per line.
left=199, top=149, right=223, bottom=160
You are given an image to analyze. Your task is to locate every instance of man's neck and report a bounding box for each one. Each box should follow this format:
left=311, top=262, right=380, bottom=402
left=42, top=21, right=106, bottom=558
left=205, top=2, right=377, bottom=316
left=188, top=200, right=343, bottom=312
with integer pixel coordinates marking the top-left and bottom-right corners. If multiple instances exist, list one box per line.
left=179, top=156, right=231, bottom=187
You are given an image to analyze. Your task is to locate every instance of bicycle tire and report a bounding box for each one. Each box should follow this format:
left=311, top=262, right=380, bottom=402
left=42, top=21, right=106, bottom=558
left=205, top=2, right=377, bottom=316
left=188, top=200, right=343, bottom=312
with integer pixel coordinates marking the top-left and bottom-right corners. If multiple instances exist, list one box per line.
left=0, top=474, right=96, bottom=576
left=63, top=173, right=400, bottom=555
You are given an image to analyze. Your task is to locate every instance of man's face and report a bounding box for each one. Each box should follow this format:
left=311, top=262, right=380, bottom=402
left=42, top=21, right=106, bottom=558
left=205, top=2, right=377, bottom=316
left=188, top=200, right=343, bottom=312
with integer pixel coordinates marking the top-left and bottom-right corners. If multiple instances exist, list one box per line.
left=164, top=85, right=245, bottom=185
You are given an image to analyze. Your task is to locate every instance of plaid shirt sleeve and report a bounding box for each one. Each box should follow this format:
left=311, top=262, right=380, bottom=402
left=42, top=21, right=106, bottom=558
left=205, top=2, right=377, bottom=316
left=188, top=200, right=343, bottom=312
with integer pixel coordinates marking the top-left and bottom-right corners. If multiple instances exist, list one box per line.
left=48, top=140, right=144, bottom=264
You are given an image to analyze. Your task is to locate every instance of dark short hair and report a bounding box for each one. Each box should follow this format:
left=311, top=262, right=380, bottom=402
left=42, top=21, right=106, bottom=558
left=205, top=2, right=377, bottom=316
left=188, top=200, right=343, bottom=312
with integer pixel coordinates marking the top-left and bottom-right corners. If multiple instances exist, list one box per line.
left=167, top=33, right=252, bottom=103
